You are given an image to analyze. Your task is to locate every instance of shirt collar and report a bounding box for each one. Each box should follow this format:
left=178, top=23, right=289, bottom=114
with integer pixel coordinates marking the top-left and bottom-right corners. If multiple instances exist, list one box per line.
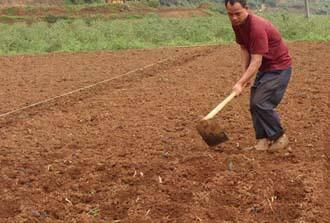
left=239, top=13, right=251, bottom=27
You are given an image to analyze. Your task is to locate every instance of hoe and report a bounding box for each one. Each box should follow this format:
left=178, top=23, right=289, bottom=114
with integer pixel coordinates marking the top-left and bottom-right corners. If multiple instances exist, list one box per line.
left=197, top=92, right=236, bottom=147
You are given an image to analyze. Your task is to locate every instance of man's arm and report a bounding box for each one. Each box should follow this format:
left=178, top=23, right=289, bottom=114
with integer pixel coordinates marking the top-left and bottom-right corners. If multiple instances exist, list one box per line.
left=240, top=45, right=250, bottom=73
left=233, top=54, right=262, bottom=95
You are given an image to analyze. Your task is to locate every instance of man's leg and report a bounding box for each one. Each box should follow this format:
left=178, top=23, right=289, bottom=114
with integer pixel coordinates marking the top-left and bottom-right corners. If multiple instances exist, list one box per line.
left=250, top=84, right=267, bottom=139
left=250, top=68, right=291, bottom=148
left=249, top=83, right=270, bottom=151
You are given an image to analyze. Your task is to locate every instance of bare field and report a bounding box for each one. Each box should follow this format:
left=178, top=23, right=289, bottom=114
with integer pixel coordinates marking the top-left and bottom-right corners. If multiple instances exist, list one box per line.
left=0, top=42, right=329, bottom=222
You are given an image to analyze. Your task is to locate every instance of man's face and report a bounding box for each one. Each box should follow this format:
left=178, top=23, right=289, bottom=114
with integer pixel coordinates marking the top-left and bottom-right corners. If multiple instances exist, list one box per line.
left=226, top=2, right=249, bottom=26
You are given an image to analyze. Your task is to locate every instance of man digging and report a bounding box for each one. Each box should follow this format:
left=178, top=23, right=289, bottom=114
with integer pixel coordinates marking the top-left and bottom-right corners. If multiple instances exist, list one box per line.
left=225, top=0, right=292, bottom=152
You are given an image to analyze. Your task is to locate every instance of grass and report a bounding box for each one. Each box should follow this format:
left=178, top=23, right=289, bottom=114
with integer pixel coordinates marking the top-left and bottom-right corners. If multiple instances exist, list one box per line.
left=261, top=12, right=330, bottom=41
left=0, top=13, right=329, bottom=55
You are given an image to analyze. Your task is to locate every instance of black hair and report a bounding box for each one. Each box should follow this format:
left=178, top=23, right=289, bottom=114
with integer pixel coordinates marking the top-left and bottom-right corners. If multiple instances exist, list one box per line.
left=224, top=0, right=247, bottom=7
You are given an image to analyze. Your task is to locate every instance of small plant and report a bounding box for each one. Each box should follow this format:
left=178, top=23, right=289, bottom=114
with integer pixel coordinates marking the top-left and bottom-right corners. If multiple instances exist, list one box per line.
left=145, top=0, right=160, bottom=8
left=45, top=15, right=58, bottom=23
left=88, top=207, right=100, bottom=217
left=44, top=15, right=70, bottom=24
left=4, top=7, right=18, bottom=16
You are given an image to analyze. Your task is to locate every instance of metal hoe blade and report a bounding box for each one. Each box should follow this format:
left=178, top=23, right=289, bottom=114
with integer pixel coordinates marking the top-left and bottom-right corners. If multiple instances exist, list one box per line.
left=196, top=119, right=229, bottom=147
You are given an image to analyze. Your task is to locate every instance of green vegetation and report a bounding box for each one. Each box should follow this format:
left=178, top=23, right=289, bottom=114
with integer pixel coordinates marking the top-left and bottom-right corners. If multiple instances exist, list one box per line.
left=276, top=0, right=330, bottom=15
left=0, top=13, right=329, bottom=55
left=263, top=12, right=330, bottom=41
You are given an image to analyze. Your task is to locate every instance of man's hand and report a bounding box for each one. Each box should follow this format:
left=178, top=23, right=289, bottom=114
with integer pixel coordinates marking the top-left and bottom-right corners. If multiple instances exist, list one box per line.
left=232, top=82, right=244, bottom=96
left=233, top=54, right=262, bottom=96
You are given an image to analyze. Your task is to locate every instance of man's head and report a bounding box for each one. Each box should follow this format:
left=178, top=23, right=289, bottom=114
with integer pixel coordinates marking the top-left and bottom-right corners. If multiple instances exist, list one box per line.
left=225, top=0, right=249, bottom=26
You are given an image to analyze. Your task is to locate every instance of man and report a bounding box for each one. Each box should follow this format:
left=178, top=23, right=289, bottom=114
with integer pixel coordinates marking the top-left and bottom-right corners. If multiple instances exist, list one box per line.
left=225, top=0, right=292, bottom=152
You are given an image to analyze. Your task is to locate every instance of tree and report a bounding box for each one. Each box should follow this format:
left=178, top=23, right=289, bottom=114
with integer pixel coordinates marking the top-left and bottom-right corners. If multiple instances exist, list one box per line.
left=304, top=0, right=310, bottom=18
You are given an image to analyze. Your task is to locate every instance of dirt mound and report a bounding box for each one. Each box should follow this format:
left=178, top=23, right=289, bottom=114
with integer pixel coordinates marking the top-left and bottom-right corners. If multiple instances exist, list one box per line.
left=0, top=2, right=209, bottom=19
left=158, top=8, right=209, bottom=17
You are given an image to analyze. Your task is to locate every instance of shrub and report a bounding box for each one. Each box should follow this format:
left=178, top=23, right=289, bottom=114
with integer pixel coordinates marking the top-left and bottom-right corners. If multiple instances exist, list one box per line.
left=144, top=0, right=160, bottom=8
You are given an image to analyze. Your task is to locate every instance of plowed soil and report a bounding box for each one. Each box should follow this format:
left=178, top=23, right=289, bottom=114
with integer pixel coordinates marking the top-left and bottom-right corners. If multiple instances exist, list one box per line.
left=0, top=42, right=329, bottom=223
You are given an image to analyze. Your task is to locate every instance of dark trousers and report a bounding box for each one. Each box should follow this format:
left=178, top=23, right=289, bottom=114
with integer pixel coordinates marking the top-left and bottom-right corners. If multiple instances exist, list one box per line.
left=250, top=67, right=292, bottom=140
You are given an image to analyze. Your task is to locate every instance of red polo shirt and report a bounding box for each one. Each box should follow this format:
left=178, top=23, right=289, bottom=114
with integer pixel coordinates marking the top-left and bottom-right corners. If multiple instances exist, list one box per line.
left=233, top=14, right=292, bottom=72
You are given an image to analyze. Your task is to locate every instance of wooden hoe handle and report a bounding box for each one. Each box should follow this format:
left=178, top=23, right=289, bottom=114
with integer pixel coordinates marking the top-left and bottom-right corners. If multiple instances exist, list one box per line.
left=203, top=91, right=236, bottom=120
